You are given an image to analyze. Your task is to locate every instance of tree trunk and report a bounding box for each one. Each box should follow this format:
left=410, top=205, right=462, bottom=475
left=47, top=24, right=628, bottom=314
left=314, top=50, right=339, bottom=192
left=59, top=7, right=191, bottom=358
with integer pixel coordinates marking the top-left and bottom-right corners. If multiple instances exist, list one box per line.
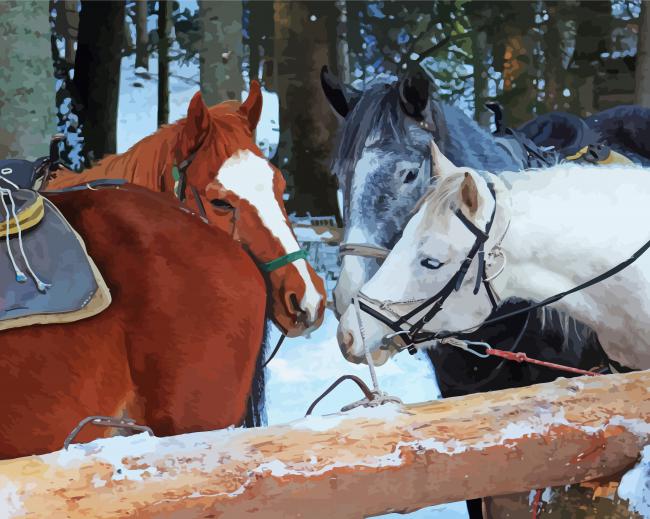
left=335, top=0, right=351, bottom=84
left=52, top=0, right=79, bottom=67
left=466, top=1, right=492, bottom=129
left=635, top=0, right=650, bottom=107
left=274, top=0, right=339, bottom=217
left=346, top=2, right=363, bottom=83
left=542, top=1, right=564, bottom=112
left=0, top=1, right=56, bottom=159
left=1, top=370, right=648, bottom=518
left=198, top=0, right=244, bottom=105
left=73, top=0, right=124, bottom=164
left=248, top=0, right=274, bottom=87
left=157, top=0, right=170, bottom=127
left=134, top=0, right=149, bottom=70
left=499, top=2, right=538, bottom=126
left=568, top=1, right=612, bottom=115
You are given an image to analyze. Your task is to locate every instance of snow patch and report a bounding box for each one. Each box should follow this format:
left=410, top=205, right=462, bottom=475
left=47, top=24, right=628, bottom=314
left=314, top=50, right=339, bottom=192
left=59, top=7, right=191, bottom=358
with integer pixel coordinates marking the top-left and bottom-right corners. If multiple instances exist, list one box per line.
left=618, top=445, right=650, bottom=518
left=0, top=482, right=24, bottom=519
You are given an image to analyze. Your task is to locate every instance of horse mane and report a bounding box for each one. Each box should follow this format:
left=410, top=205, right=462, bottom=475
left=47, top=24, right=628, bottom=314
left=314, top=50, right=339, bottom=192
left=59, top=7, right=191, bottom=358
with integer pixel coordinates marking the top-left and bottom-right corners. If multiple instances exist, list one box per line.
left=49, top=98, right=256, bottom=191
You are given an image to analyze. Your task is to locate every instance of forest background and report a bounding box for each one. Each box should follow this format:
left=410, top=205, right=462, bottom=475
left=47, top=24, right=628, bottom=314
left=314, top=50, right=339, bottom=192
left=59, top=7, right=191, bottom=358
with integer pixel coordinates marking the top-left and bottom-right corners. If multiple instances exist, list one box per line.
left=1, top=0, right=647, bottom=219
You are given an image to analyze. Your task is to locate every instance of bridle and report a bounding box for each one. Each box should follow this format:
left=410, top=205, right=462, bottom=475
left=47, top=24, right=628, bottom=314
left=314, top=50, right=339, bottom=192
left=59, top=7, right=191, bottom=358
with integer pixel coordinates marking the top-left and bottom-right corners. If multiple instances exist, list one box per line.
left=356, top=182, right=499, bottom=353
left=172, top=147, right=308, bottom=274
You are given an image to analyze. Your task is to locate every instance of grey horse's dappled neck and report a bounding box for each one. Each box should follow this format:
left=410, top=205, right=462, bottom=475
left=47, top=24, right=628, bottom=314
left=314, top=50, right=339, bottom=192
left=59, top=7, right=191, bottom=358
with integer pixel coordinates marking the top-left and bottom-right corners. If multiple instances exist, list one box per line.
left=321, top=65, right=521, bottom=317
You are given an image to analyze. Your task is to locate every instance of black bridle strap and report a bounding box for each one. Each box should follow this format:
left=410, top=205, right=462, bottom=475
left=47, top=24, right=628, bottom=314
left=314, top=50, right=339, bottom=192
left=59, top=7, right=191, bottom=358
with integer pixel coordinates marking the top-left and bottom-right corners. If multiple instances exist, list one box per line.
left=435, top=232, right=650, bottom=339
left=403, top=183, right=497, bottom=337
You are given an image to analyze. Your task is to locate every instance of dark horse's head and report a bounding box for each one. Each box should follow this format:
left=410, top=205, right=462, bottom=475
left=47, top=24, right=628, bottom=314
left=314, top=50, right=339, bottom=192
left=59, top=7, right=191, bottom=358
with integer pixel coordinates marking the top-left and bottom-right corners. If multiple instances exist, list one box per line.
left=322, top=65, right=521, bottom=317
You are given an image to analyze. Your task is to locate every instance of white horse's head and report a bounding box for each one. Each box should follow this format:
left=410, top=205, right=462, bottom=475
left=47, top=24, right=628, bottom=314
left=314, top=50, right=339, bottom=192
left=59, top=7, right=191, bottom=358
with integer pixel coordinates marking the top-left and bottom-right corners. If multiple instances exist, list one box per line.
left=337, top=149, right=504, bottom=364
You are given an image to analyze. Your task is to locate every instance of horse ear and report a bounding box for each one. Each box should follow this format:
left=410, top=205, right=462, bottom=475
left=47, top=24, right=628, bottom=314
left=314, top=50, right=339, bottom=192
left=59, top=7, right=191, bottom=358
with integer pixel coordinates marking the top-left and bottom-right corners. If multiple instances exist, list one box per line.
left=460, top=172, right=480, bottom=216
left=239, top=80, right=264, bottom=131
left=430, top=140, right=457, bottom=178
left=320, top=65, right=360, bottom=118
left=399, top=66, right=434, bottom=120
left=180, top=91, right=211, bottom=154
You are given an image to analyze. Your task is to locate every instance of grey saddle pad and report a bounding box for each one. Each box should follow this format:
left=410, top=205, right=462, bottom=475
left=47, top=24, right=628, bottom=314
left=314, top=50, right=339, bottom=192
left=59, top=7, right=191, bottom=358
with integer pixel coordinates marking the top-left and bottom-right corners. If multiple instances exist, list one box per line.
left=0, top=192, right=99, bottom=322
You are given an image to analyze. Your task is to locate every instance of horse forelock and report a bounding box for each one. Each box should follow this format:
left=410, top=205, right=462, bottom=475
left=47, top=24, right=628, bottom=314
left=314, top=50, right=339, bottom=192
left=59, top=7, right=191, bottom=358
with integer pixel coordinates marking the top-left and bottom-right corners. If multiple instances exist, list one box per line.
left=332, top=81, right=409, bottom=188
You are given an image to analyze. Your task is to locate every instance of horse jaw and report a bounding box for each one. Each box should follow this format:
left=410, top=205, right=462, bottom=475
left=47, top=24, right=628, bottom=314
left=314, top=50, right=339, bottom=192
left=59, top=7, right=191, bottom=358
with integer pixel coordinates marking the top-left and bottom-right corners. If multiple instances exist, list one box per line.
left=215, top=149, right=325, bottom=335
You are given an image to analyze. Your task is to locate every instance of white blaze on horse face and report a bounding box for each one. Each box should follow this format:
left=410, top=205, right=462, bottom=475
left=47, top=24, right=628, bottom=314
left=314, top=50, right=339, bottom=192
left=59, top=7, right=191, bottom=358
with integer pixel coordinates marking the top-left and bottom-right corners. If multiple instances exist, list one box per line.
left=217, top=150, right=322, bottom=322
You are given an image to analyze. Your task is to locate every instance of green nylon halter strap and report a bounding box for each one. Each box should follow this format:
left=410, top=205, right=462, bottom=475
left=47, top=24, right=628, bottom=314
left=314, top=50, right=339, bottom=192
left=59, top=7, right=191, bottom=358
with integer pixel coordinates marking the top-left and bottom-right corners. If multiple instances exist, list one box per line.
left=261, top=249, right=308, bottom=273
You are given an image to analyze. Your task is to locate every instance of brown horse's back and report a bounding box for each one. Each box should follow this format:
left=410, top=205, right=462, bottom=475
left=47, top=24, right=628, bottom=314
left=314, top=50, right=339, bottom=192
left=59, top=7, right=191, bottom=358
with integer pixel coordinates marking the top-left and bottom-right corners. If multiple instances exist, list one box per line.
left=0, top=186, right=266, bottom=459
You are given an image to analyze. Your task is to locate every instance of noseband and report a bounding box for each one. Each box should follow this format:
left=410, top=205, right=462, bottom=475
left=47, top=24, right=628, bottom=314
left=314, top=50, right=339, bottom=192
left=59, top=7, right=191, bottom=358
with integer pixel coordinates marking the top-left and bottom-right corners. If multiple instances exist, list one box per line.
left=356, top=183, right=498, bottom=352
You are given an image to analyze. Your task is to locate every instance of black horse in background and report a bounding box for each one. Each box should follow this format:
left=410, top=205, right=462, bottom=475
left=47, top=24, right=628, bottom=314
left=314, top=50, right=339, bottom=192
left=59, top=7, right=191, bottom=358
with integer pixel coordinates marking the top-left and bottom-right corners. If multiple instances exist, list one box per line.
left=509, top=104, right=650, bottom=167
left=321, top=64, right=647, bottom=519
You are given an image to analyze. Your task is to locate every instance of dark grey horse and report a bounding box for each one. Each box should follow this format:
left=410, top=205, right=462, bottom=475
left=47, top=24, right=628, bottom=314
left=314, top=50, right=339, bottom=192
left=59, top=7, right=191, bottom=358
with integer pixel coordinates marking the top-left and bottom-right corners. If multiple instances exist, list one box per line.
left=322, top=65, right=621, bottom=519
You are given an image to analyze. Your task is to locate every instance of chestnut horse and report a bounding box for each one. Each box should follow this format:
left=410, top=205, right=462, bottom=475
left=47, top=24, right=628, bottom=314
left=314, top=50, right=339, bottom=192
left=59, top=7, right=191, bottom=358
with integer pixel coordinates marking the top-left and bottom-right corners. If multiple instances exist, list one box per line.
left=0, top=185, right=268, bottom=459
left=49, top=81, right=326, bottom=337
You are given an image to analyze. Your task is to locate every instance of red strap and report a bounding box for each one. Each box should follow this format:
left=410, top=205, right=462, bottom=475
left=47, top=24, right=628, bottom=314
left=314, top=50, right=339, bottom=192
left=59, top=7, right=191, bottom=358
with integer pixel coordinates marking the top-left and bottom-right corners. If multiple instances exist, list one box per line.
left=484, top=348, right=602, bottom=377
left=531, top=488, right=543, bottom=519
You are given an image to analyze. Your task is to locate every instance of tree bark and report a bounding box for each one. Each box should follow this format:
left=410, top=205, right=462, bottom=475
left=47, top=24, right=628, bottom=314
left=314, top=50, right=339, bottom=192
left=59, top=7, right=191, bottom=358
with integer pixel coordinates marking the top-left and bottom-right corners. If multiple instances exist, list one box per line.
left=568, top=1, right=612, bottom=115
left=0, top=1, right=57, bottom=160
left=198, top=0, right=244, bottom=104
left=52, top=0, right=79, bottom=67
left=1, top=370, right=648, bottom=518
left=274, top=0, right=339, bottom=217
left=72, top=0, right=124, bottom=163
left=157, top=0, right=170, bottom=127
left=248, top=0, right=274, bottom=87
left=499, top=2, right=538, bottom=126
left=467, top=3, right=492, bottom=128
left=542, top=1, right=564, bottom=112
left=335, top=0, right=351, bottom=84
left=635, top=0, right=650, bottom=107
left=134, top=0, right=149, bottom=70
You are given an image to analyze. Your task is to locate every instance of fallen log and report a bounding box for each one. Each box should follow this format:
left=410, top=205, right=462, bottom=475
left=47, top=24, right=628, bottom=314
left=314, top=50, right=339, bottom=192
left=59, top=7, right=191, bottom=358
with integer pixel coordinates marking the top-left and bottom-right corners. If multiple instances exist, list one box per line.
left=1, top=370, right=649, bottom=518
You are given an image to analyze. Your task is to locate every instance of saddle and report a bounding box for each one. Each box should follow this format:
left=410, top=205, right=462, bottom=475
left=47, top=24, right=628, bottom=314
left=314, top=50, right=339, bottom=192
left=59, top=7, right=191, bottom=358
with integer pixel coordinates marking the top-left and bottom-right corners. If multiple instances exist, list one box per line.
left=487, top=104, right=635, bottom=169
left=0, top=137, right=111, bottom=331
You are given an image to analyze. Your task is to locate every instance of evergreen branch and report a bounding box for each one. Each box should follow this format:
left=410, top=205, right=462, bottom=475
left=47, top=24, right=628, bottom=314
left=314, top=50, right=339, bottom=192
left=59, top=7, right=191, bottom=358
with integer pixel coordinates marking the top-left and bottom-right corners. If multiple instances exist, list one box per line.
left=416, top=26, right=486, bottom=62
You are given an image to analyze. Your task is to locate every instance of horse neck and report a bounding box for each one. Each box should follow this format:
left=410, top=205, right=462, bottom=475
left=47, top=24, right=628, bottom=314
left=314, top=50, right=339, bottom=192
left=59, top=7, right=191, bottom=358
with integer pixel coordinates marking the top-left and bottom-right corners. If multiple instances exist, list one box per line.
left=439, top=103, right=521, bottom=173
left=52, top=125, right=180, bottom=191
left=491, top=165, right=650, bottom=303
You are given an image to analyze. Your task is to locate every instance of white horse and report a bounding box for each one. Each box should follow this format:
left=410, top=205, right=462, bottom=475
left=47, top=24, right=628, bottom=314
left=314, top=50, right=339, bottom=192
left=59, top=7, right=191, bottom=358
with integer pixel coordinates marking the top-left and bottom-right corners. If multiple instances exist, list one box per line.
left=338, top=143, right=650, bottom=371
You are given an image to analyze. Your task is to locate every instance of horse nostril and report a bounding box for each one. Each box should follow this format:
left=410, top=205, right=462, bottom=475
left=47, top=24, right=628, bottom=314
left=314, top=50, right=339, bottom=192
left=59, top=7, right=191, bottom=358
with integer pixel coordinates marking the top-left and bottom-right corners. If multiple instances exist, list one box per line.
left=286, top=292, right=307, bottom=322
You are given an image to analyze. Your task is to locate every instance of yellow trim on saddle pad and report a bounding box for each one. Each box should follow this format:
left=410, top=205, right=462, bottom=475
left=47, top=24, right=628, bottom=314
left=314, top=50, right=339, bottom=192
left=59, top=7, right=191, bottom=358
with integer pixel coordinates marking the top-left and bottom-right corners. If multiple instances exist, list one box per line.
left=0, top=195, right=45, bottom=238
left=566, top=146, right=635, bottom=165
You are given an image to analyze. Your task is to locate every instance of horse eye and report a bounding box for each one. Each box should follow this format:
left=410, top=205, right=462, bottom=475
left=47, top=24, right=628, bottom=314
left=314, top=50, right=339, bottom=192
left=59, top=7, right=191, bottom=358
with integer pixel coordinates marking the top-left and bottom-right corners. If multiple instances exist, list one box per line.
left=403, top=169, right=419, bottom=184
left=209, top=199, right=234, bottom=211
left=420, top=257, right=444, bottom=270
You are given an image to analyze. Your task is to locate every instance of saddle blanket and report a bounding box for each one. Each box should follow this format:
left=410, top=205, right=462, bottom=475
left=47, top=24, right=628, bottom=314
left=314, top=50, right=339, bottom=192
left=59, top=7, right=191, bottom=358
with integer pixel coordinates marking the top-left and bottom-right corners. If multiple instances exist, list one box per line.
left=0, top=190, right=110, bottom=331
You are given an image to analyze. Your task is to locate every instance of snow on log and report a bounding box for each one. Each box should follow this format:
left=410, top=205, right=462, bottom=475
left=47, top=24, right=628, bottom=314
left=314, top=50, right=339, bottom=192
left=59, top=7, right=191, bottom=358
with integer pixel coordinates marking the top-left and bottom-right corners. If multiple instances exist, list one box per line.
left=1, top=370, right=649, bottom=518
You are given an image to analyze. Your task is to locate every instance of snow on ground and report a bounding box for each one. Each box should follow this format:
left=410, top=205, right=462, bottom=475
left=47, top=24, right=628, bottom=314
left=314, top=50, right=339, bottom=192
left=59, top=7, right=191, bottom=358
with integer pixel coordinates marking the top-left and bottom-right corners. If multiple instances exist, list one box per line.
left=619, top=445, right=650, bottom=517
left=117, top=50, right=468, bottom=519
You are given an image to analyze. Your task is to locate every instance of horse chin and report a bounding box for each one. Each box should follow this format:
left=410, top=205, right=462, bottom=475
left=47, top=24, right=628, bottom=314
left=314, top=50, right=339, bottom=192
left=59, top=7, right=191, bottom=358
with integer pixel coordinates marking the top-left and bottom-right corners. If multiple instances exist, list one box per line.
left=370, top=348, right=392, bottom=366
left=271, top=310, right=323, bottom=338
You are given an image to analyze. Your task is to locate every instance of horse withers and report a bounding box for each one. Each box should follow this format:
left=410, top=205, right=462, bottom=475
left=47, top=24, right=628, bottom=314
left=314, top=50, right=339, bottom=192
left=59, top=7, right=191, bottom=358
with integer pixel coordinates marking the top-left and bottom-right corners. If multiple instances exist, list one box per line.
left=48, top=81, right=326, bottom=338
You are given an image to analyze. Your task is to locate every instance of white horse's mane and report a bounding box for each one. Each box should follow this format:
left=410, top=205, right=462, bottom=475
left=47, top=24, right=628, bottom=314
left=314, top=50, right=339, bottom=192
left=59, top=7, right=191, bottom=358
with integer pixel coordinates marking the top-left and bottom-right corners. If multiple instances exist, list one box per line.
left=415, top=172, right=467, bottom=221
